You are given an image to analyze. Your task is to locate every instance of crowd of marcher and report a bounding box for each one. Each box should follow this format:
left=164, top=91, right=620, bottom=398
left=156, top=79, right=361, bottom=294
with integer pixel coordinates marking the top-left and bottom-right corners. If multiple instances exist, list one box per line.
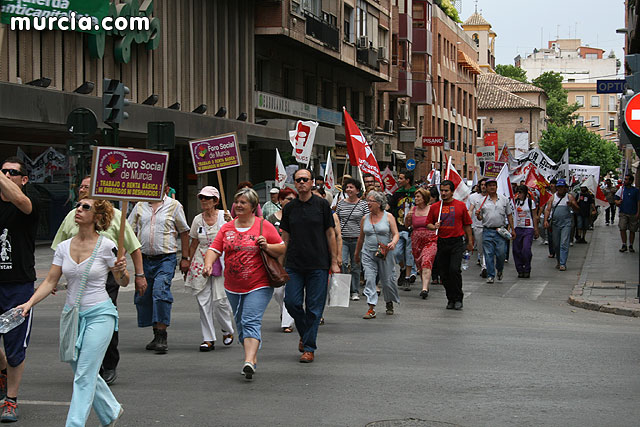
left=0, top=154, right=639, bottom=425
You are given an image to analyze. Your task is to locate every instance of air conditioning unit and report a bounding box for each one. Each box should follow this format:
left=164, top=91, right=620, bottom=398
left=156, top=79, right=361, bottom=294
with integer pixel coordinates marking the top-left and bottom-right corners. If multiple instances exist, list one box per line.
left=451, top=108, right=457, bottom=117
left=384, top=119, right=394, bottom=133
left=358, top=36, right=369, bottom=49
left=398, top=104, right=410, bottom=121
left=377, top=47, right=387, bottom=61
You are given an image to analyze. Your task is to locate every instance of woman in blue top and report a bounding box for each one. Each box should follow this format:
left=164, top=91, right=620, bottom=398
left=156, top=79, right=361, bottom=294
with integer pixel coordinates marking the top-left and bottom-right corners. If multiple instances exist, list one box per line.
left=18, top=198, right=129, bottom=427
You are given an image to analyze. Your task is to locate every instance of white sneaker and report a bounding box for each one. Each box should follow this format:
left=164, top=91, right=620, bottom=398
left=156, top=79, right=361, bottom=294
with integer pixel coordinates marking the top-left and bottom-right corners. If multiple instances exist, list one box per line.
left=543, top=240, right=548, bottom=245
left=350, top=293, right=360, bottom=301
left=486, top=277, right=495, bottom=284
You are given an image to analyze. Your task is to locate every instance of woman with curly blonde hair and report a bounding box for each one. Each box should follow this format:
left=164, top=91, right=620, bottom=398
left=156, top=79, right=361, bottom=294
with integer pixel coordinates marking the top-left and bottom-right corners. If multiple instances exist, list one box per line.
left=18, top=197, right=129, bottom=426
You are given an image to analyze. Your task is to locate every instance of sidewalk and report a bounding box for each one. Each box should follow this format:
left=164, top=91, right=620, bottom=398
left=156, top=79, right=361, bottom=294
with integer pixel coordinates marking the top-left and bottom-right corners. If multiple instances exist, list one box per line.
left=569, top=215, right=640, bottom=317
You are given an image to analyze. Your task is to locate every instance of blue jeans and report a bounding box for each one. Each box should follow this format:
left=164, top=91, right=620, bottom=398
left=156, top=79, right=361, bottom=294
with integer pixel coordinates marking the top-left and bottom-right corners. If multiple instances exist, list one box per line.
left=135, top=254, right=176, bottom=327
left=392, top=231, right=417, bottom=276
left=66, top=307, right=120, bottom=427
left=552, top=221, right=572, bottom=267
left=341, top=237, right=361, bottom=294
left=284, top=269, right=329, bottom=353
left=225, top=287, right=273, bottom=345
left=482, top=229, right=506, bottom=278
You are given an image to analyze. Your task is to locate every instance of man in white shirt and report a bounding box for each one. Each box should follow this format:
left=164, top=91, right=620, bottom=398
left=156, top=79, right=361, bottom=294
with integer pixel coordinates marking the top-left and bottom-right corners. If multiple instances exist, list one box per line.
left=468, top=178, right=488, bottom=277
left=476, top=179, right=515, bottom=283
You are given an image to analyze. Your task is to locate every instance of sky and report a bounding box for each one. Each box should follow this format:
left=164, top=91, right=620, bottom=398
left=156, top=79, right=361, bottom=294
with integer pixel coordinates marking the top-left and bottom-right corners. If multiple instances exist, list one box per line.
left=457, top=0, right=626, bottom=77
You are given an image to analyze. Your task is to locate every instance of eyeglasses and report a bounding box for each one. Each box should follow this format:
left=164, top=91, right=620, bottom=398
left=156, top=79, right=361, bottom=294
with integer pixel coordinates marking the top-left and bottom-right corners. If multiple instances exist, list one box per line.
left=2, top=168, right=24, bottom=177
left=295, top=177, right=310, bottom=183
left=198, top=195, right=216, bottom=200
left=75, top=202, right=92, bottom=211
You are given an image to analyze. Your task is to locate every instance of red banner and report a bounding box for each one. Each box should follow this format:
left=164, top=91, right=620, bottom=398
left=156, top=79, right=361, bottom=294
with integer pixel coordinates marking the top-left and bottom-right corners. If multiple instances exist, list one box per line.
left=343, top=108, right=382, bottom=184
left=484, top=131, right=498, bottom=160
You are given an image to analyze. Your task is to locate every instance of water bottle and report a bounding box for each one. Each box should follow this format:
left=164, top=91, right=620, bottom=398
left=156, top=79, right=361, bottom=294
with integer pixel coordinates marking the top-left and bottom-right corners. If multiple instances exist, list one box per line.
left=461, top=250, right=470, bottom=271
left=0, top=308, right=25, bottom=334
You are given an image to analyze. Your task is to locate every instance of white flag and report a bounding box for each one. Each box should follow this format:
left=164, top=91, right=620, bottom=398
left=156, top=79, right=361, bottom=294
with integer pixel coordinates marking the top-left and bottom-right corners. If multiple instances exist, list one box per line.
left=324, top=151, right=335, bottom=192
left=290, top=120, right=318, bottom=166
left=275, top=148, right=287, bottom=189
left=445, top=161, right=470, bottom=202
left=558, top=148, right=569, bottom=180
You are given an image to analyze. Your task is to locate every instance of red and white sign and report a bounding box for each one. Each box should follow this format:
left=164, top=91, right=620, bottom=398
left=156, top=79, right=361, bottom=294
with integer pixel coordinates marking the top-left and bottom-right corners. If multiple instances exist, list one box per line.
left=476, top=146, right=496, bottom=163
left=324, top=151, right=335, bottom=192
left=624, top=93, right=640, bottom=137
left=381, top=167, right=398, bottom=194
left=289, top=120, right=318, bottom=165
left=343, top=107, right=382, bottom=184
left=484, top=131, right=499, bottom=160
left=422, top=136, right=444, bottom=147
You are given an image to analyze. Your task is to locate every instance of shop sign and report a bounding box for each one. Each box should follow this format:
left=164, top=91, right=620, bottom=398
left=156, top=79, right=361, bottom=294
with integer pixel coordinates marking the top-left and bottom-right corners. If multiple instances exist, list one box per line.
left=90, top=147, right=168, bottom=201
left=255, top=91, right=342, bottom=125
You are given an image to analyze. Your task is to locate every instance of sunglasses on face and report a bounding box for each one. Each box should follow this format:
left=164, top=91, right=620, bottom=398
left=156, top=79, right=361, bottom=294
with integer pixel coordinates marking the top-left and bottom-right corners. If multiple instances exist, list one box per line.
left=198, top=195, right=216, bottom=201
left=295, top=177, right=310, bottom=183
left=2, top=168, right=24, bottom=177
left=75, top=202, right=92, bottom=211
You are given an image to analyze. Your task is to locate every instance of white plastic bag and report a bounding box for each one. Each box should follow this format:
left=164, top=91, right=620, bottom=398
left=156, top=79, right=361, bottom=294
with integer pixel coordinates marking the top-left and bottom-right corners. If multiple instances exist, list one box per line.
left=328, top=273, right=350, bottom=307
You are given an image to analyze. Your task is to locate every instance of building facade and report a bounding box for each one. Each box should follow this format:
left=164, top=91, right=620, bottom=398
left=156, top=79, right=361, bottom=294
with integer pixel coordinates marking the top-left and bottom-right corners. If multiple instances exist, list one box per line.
left=567, top=83, right=619, bottom=139
left=415, top=3, right=480, bottom=180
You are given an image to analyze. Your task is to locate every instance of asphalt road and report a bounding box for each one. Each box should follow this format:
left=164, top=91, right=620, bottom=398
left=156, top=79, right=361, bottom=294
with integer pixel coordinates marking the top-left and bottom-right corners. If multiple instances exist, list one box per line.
left=13, top=236, right=640, bottom=426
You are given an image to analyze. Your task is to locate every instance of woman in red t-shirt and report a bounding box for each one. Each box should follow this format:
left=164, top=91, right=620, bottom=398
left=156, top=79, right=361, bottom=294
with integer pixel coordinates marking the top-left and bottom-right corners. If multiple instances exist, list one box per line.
left=203, top=188, right=285, bottom=380
left=406, top=188, right=438, bottom=299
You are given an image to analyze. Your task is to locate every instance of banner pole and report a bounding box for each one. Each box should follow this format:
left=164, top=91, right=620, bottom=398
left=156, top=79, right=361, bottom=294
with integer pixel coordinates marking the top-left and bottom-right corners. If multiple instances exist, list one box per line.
left=216, top=170, right=229, bottom=213
left=117, top=200, right=128, bottom=260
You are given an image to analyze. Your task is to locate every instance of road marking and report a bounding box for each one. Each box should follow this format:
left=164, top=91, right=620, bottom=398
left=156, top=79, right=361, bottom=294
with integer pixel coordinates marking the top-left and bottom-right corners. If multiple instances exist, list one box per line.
left=502, top=281, right=548, bottom=300
left=20, top=400, right=70, bottom=406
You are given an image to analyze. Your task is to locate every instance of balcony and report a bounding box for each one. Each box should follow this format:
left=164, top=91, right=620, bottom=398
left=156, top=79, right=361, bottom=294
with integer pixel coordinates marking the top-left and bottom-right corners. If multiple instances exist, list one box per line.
left=392, top=69, right=413, bottom=97
left=412, top=27, right=432, bottom=54
left=412, top=78, right=433, bottom=105
left=357, top=46, right=380, bottom=71
left=398, top=13, right=412, bottom=42
left=305, top=12, right=340, bottom=52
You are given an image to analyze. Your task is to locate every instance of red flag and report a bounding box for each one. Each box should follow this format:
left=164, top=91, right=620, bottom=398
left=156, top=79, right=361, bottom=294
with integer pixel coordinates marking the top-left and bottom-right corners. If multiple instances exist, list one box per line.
left=343, top=107, right=382, bottom=184
left=497, top=143, right=510, bottom=163
left=525, top=165, right=552, bottom=207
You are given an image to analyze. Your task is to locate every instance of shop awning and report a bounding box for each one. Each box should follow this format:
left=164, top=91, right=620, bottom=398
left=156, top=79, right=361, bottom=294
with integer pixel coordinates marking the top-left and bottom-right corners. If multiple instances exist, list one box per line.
left=391, top=149, right=406, bottom=160
left=457, top=50, right=482, bottom=75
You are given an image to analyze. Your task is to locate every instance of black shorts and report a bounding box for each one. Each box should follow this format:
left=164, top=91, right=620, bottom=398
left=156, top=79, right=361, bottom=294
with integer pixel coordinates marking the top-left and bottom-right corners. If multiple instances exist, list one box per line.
left=0, top=282, right=34, bottom=367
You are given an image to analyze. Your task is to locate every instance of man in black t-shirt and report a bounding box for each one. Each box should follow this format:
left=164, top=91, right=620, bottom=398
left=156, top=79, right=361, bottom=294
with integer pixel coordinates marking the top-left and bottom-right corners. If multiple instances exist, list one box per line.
left=576, top=185, right=595, bottom=244
left=0, top=157, right=38, bottom=422
left=281, top=169, right=340, bottom=364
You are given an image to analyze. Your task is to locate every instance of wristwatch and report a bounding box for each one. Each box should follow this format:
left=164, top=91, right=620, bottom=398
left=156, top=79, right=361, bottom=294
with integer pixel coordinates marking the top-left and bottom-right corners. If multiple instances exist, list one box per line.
left=181, top=256, right=191, bottom=261
left=134, top=273, right=145, bottom=278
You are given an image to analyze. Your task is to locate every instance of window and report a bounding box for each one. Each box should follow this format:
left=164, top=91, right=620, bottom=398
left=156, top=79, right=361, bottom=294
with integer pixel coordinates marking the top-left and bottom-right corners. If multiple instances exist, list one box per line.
left=443, top=79, right=449, bottom=109
left=304, top=74, right=317, bottom=105
left=591, top=116, right=600, bottom=127
left=351, top=91, right=360, bottom=120
left=412, top=2, right=425, bottom=28
left=477, top=118, right=483, bottom=138
left=302, top=0, right=320, bottom=16
left=591, top=95, right=600, bottom=107
left=609, top=95, right=616, bottom=111
left=444, top=120, right=449, bottom=140
left=586, top=53, right=598, bottom=59
left=426, top=2, right=432, bottom=31
left=576, top=116, right=584, bottom=126
left=378, top=27, right=388, bottom=52
left=256, top=59, right=268, bottom=91
left=418, top=115, right=424, bottom=137
left=356, top=1, right=367, bottom=38
left=283, top=67, right=295, bottom=98
left=457, top=125, right=462, bottom=151
left=338, top=87, right=347, bottom=112
left=322, top=81, right=332, bottom=109
left=609, top=117, right=615, bottom=132
left=344, top=5, right=354, bottom=43
left=368, top=14, right=379, bottom=48
left=576, top=95, right=584, bottom=107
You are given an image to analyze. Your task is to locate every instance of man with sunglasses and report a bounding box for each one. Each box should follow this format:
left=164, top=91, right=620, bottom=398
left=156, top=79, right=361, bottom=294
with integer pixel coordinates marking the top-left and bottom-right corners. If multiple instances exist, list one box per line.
left=281, top=169, right=340, bottom=363
left=51, top=175, right=146, bottom=385
left=0, top=157, right=38, bottom=422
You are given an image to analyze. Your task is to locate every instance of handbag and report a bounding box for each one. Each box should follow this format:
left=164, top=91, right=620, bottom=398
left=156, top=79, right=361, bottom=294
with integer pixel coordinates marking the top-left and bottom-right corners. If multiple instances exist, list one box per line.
left=59, top=235, right=103, bottom=363
left=259, top=219, right=289, bottom=288
left=370, top=215, right=389, bottom=260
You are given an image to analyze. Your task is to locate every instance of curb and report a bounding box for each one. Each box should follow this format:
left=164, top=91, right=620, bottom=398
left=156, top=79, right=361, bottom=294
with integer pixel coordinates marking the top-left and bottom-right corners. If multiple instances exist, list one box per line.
left=567, top=229, right=640, bottom=318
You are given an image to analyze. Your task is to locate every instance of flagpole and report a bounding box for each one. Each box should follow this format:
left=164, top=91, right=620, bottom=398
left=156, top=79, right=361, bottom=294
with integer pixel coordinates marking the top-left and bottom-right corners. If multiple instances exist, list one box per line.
left=436, top=156, right=452, bottom=236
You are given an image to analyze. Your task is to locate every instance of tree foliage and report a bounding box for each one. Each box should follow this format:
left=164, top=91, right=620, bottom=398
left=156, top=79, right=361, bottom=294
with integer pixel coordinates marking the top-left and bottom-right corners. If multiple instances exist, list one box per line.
left=434, top=0, right=461, bottom=23
left=495, top=64, right=528, bottom=82
left=540, top=124, right=622, bottom=174
left=532, top=71, right=580, bottom=126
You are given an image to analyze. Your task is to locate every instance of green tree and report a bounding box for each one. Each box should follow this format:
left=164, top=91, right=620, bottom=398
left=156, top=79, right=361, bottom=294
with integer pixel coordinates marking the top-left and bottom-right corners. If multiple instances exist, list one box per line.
left=434, top=0, right=461, bottom=23
left=532, top=71, right=580, bottom=126
left=540, top=124, right=622, bottom=174
left=495, top=64, right=528, bottom=82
